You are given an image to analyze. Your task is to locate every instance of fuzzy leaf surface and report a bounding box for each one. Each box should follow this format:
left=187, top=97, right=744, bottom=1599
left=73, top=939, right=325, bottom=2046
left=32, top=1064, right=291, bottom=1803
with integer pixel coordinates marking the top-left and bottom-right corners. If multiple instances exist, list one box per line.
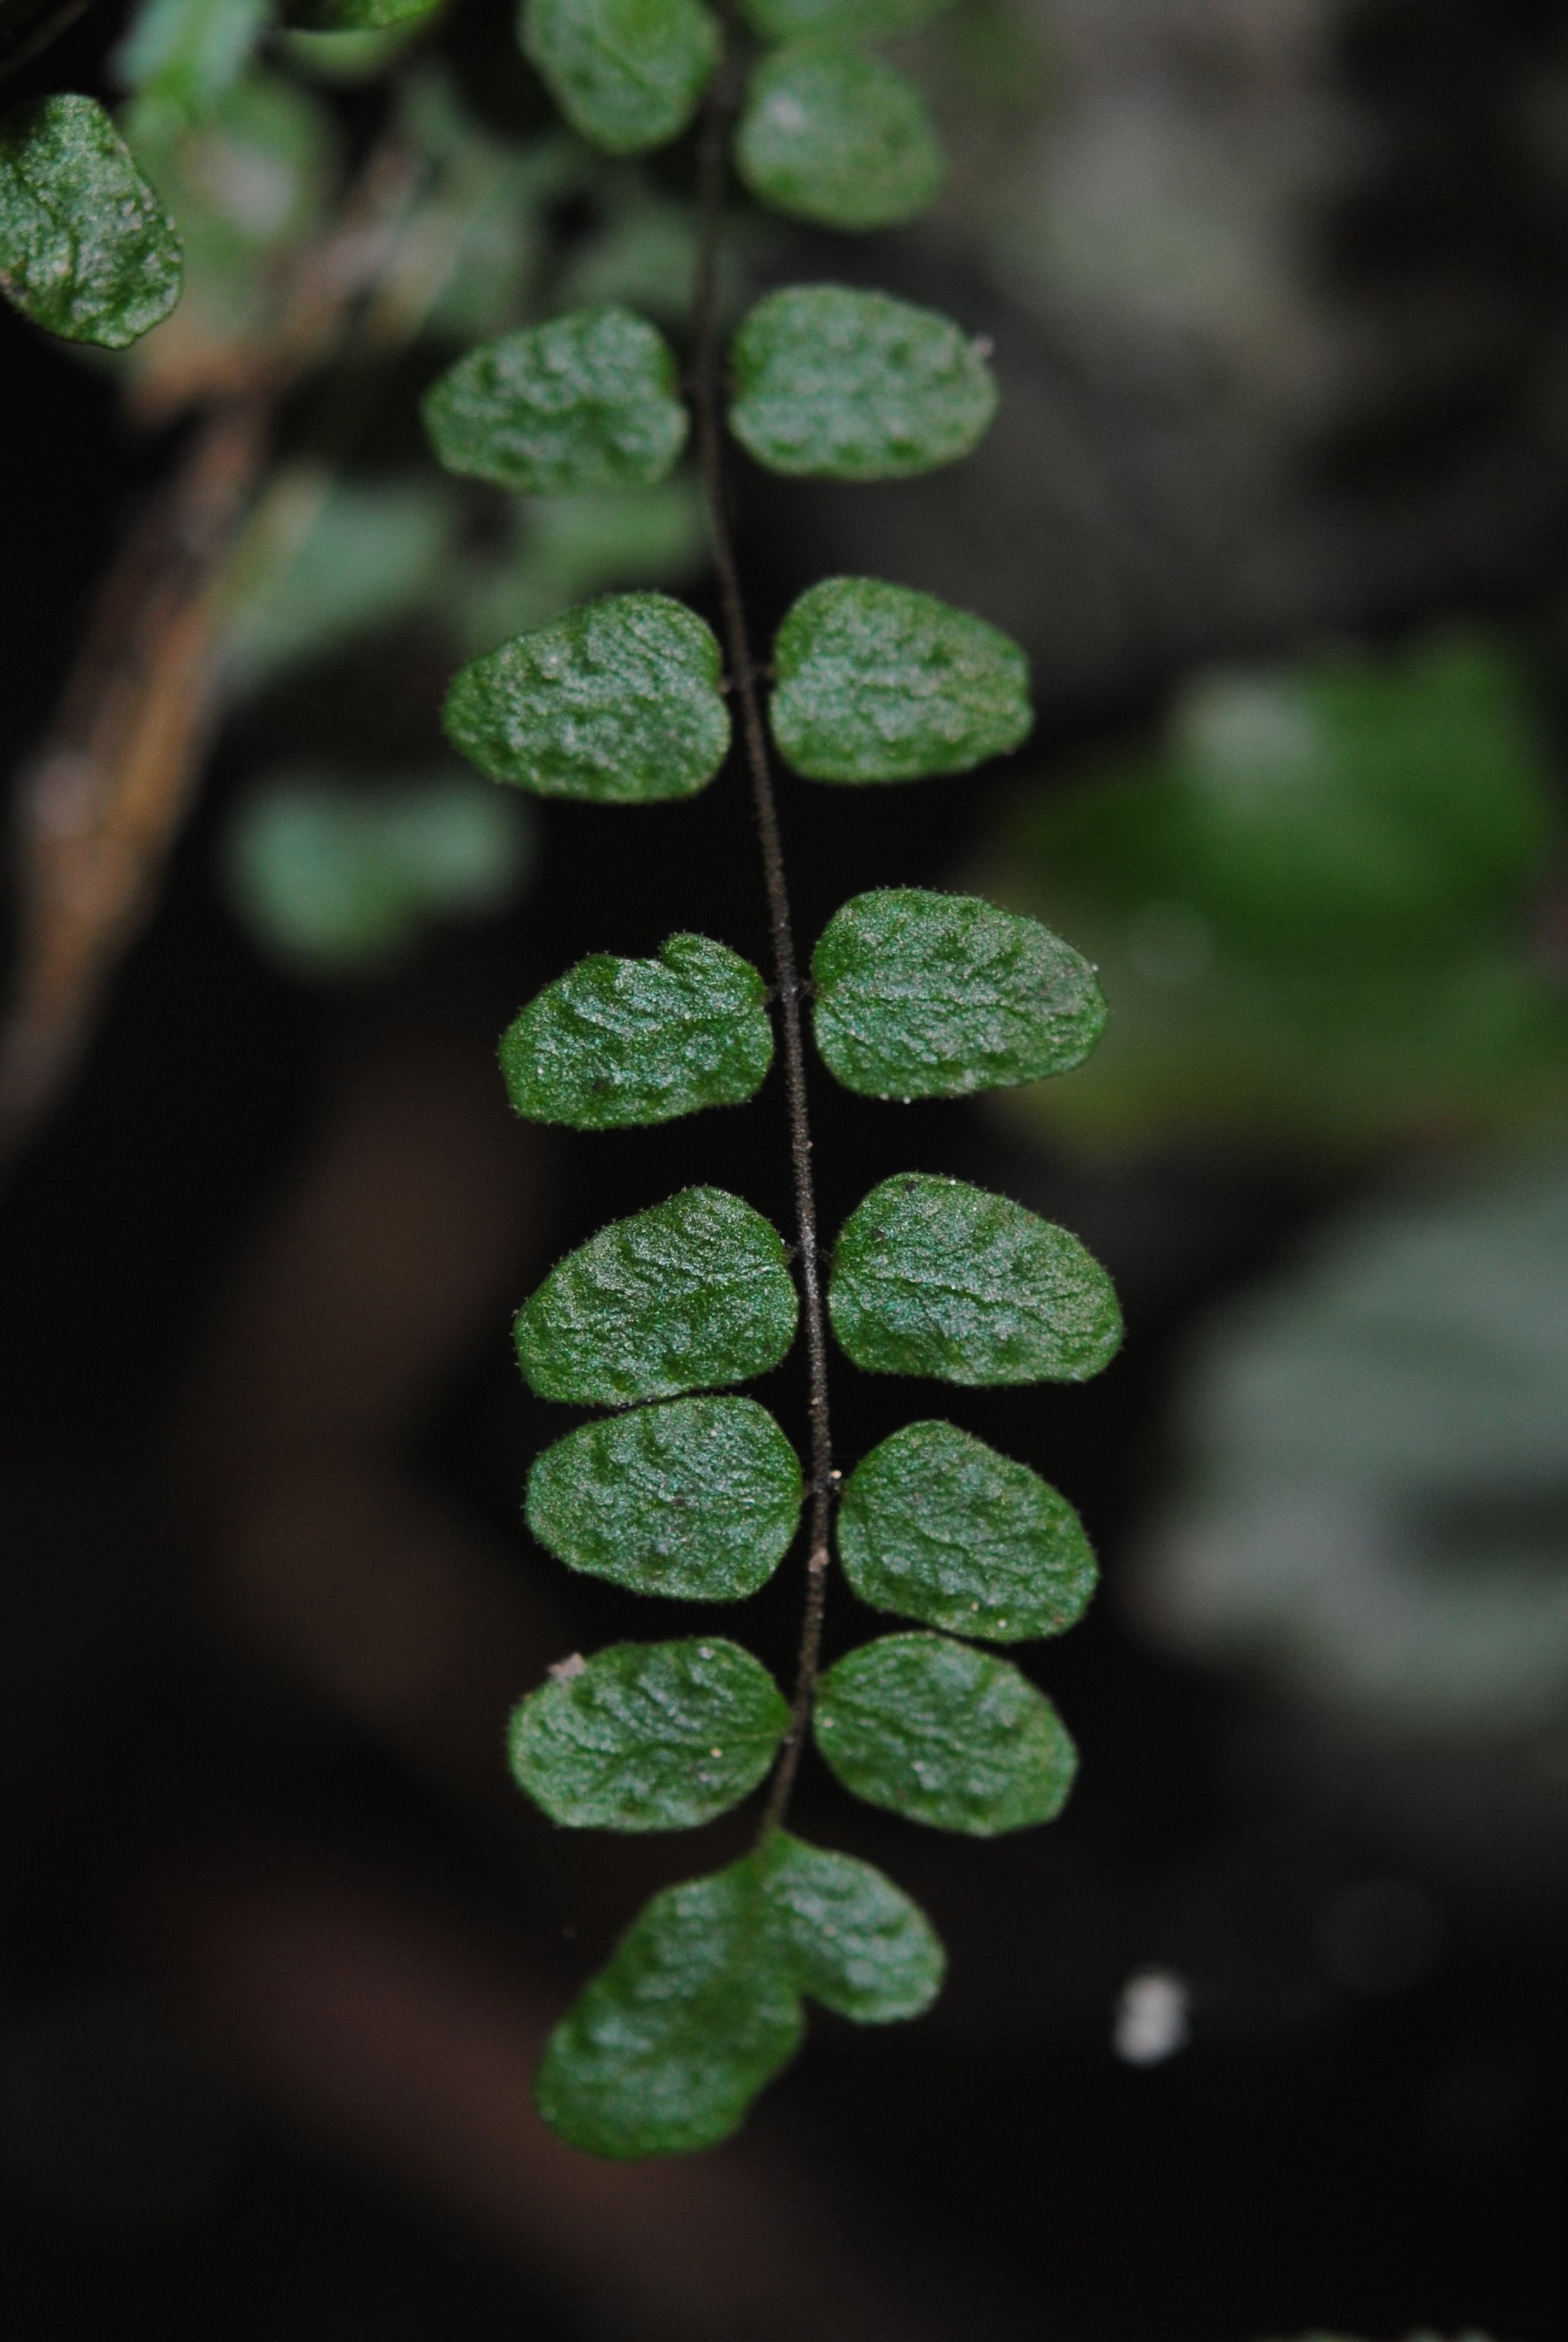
left=0, top=95, right=181, bottom=347
left=811, top=888, right=1106, bottom=1099
left=728, top=285, right=995, bottom=481
left=510, top=1639, right=789, bottom=1830
left=770, top=578, right=1031, bottom=784
left=837, top=1420, right=1096, bottom=1641
left=739, top=0, right=955, bottom=35
left=828, top=1172, right=1122, bottom=1384
left=815, top=1632, right=1077, bottom=1833
left=502, top=934, right=772, bottom=1128
left=734, top=41, right=944, bottom=232
left=520, top=0, right=721, bottom=155
left=444, top=592, right=729, bottom=802
left=423, top=305, right=688, bottom=495
left=535, top=1830, right=941, bottom=2155
left=516, top=1187, right=797, bottom=1405
left=526, top=1395, right=802, bottom=1599
left=761, top=1833, right=944, bottom=2020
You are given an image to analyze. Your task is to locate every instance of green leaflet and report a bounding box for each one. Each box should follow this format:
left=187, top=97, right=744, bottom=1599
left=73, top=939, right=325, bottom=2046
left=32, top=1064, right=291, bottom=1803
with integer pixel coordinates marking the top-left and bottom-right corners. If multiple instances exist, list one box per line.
left=509, top=1638, right=790, bottom=1830
left=811, top=889, right=1107, bottom=1099
left=0, top=95, right=182, bottom=349
left=115, top=0, right=270, bottom=123
left=423, top=305, right=689, bottom=496
left=734, top=41, right=945, bottom=232
left=814, top=1631, right=1077, bottom=1833
left=519, top=0, right=721, bottom=156
left=739, top=0, right=956, bottom=36
left=516, top=1187, right=798, bottom=1405
left=443, top=593, right=730, bottom=802
left=828, top=1172, right=1122, bottom=1385
left=501, top=934, right=773, bottom=1128
left=728, top=285, right=996, bottom=482
left=837, top=1420, right=1096, bottom=1641
left=770, top=578, right=1032, bottom=784
left=526, top=1395, right=803, bottom=1600
left=535, top=1831, right=943, bottom=2155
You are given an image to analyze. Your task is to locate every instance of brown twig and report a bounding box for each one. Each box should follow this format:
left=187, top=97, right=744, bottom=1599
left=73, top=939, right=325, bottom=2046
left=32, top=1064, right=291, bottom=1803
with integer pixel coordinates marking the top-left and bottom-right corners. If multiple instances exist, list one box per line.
left=688, top=37, right=835, bottom=1840
left=0, top=130, right=445, bottom=1168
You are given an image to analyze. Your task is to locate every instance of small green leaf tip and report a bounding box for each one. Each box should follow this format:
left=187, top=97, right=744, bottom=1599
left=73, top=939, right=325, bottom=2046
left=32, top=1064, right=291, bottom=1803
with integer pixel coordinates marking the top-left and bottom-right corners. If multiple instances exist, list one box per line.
left=734, top=41, right=945, bottom=232
left=837, top=1421, right=1096, bottom=1641
left=828, top=1173, right=1122, bottom=1385
left=0, top=95, right=182, bottom=349
left=770, top=578, right=1032, bottom=785
left=510, top=1639, right=790, bottom=1831
left=739, top=0, right=957, bottom=36
left=283, top=0, right=439, bottom=27
left=535, top=1832, right=943, bottom=2155
left=728, top=286, right=997, bottom=482
left=815, top=1632, right=1077, bottom=1833
left=526, top=1395, right=803, bottom=1599
left=811, top=889, right=1107, bottom=1100
left=423, top=307, right=689, bottom=496
left=519, top=0, right=721, bottom=156
left=443, top=593, right=730, bottom=803
left=502, top=935, right=773, bottom=1128
left=516, top=1187, right=798, bottom=1405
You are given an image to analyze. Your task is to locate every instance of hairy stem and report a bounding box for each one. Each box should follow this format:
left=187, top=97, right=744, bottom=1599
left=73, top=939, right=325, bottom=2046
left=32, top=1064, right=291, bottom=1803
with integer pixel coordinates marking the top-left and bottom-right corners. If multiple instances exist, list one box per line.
left=690, top=44, right=833, bottom=1840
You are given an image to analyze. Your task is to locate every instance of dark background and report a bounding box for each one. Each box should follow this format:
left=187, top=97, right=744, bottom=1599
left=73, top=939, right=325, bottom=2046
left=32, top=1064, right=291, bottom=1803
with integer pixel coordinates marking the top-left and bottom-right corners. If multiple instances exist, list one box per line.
left=3, top=2, right=1566, bottom=2336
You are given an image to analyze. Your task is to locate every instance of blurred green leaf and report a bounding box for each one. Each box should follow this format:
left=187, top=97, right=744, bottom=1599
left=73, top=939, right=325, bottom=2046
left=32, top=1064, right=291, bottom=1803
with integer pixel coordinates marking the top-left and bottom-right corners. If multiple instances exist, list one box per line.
left=519, top=0, right=721, bottom=156
left=515, top=1186, right=798, bottom=1405
left=501, top=933, right=772, bottom=1127
left=815, top=1631, right=1077, bottom=1832
left=735, top=41, right=944, bottom=232
left=738, top=0, right=955, bottom=33
left=510, top=1638, right=789, bottom=1829
left=225, top=474, right=456, bottom=692
left=535, top=1831, right=941, bottom=2155
left=838, top=1419, right=1096, bottom=1641
left=282, top=0, right=441, bottom=28
left=446, top=592, right=729, bottom=802
left=425, top=304, right=688, bottom=493
left=811, top=887, right=1104, bottom=1099
left=977, top=637, right=1568, bottom=1157
left=456, top=480, right=708, bottom=653
left=771, top=577, right=1031, bottom=784
left=0, top=94, right=182, bottom=347
left=115, top=0, right=270, bottom=125
left=223, top=771, right=531, bottom=974
left=729, top=284, right=995, bottom=481
left=828, top=1172, right=1123, bottom=1384
left=527, top=1394, right=803, bottom=1599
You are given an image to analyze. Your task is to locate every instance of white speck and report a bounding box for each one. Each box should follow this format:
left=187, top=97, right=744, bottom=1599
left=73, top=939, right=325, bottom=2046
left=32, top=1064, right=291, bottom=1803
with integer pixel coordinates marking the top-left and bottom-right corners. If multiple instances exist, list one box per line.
left=1113, top=1967, right=1189, bottom=2065
left=549, top=1652, right=587, bottom=1683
